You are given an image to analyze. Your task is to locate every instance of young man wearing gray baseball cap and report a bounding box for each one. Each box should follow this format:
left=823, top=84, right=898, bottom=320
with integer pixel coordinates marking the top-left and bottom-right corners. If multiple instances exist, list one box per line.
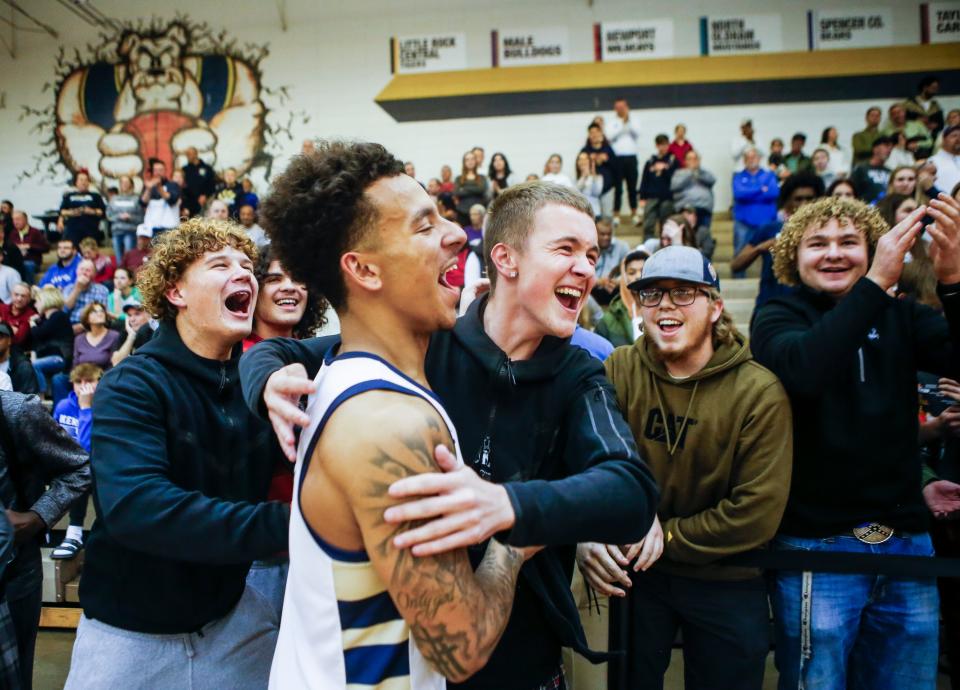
left=578, top=245, right=793, bottom=689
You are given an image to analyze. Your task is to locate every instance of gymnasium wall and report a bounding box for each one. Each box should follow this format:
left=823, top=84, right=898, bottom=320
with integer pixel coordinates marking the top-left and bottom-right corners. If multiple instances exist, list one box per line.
left=0, top=0, right=956, bottom=215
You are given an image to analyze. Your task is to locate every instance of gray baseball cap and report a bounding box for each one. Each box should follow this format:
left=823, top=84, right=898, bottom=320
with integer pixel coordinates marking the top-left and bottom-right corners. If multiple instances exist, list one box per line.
left=121, top=296, right=143, bottom=313
left=627, top=245, right=720, bottom=292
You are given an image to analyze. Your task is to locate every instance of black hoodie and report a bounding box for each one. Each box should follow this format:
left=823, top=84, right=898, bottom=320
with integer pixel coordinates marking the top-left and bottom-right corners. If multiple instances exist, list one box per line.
left=752, top=278, right=960, bottom=538
left=80, top=323, right=289, bottom=634
left=240, top=295, right=658, bottom=689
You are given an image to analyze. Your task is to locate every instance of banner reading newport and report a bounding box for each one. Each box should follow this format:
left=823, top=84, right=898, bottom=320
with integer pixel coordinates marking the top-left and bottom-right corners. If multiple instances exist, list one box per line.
left=597, top=19, right=675, bottom=61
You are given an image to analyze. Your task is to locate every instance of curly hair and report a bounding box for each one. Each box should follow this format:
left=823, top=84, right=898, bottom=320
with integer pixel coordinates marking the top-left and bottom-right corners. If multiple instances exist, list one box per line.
left=254, top=246, right=328, bottom=339
left=137, top=217, right=257, bottom=322
left=259, top=140, right=404, bottom=312
left=773, top=196, right=888, bottom=287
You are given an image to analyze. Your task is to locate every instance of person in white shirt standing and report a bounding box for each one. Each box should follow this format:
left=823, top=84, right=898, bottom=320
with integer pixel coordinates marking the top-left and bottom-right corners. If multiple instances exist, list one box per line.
left=606, top=97, right=642, bottom=226
left=931, top=125, right=960, bottom=196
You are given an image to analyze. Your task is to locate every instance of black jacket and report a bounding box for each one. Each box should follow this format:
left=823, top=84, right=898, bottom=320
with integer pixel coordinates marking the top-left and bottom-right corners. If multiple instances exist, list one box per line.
left=752, top=278, right=960, bottom=538
left=80, top=324, right=289, bottom=633
left=639, top=153, right=678, bottom=201
left=240, top=296, right=658, bottom=689
left=0, top=392, right=89, bottom=600
left=30, top=310, right=74, bottom=364
left=6, top=349, right=38, bottom=394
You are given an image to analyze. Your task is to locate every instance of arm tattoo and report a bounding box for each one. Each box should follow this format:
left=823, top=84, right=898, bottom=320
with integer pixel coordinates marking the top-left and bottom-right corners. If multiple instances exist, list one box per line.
left=361, top=407, right=524, bottom=680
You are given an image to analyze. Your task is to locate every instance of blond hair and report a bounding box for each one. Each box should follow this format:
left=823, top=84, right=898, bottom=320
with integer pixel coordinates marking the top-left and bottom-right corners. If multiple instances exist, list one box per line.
left=707, top=288, right=740, bottom=349
left=483, top=181, right=594, bottom=291
left=773, top=197, right=888, bottom=287
left=137, top=218, right=257, bottom=322
left=33, top=285, right=64, bottom=312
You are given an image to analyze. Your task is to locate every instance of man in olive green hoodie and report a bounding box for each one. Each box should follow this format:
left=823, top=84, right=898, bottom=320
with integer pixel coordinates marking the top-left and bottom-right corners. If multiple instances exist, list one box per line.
left=578, top=245, right=792, bottom=690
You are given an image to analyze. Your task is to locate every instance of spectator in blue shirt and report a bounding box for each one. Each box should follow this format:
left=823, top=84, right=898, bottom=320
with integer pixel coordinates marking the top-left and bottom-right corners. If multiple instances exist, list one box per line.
left=731, top=173, right=824, bottom=327
left=732, top=147, right=779, bottom=278
left=39, top=240, right=80, bottom=293
left=51, top=363, right=101, bottom=560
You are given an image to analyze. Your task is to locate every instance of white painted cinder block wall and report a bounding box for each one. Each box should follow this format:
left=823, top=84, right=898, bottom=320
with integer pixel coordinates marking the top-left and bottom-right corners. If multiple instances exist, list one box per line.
left=0, top=0, right=955, bottom=216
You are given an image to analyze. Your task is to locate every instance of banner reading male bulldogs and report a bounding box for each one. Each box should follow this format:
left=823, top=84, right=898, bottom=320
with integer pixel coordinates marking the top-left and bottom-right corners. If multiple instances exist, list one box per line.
left=493, top=27, right=570, bottom=67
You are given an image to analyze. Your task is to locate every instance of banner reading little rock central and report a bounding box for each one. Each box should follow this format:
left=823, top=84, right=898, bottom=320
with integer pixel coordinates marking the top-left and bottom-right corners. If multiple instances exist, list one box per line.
left=808, top=8, right=894, bottom=50
left=595, top=19, right=675, bottom=61
left=699, top=15, right=783, bottom=56
left=391, top=33, right=467, bottom=74
left=493, top=27, right=570, bottom=67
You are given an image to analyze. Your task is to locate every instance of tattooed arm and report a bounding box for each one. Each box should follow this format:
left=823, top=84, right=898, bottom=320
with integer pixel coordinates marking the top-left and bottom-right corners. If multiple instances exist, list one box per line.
left=305, top=391, right=524, bottom=681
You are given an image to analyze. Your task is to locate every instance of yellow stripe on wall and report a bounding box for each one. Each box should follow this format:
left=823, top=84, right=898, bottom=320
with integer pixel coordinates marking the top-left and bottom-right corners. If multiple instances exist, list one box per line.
left=376, top=44, right=959, bottom=102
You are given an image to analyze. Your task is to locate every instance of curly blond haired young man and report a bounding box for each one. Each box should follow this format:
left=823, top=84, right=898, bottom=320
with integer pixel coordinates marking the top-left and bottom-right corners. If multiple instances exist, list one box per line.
left=65, top=218, right=288, bottom=689
left=753, top=193, right=960, bottom=689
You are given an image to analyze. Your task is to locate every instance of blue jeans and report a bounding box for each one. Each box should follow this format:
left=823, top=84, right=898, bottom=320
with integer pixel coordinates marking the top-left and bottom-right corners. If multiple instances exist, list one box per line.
left=20, top=260, right=36, bottom=285
left=32, top=355, right=64, bottom=394
left=771, top=532, right=939, bottom=690
left=732, top=220, right=754, bottom=278
left=111, top=231, right=136, bottom=263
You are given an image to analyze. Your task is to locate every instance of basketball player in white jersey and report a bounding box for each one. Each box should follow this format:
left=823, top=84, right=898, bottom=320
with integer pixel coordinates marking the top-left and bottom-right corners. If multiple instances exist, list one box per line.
left=263, top=141, right=528, bottom=689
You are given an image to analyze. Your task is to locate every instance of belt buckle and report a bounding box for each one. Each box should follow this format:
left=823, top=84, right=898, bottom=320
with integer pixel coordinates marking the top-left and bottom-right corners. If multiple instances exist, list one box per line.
left=852, top=522, right=894, bottom=544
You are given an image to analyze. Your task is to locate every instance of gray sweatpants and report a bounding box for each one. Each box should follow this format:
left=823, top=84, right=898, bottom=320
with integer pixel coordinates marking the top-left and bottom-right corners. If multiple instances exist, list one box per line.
left=64, top=586, right=279, bottom=690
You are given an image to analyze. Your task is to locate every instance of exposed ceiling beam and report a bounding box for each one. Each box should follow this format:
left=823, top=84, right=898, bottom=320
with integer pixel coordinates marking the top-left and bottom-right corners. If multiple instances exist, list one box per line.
left=0, top=4, right=13, bottom=59
left=54, top=0, right=97, bottom=26
left=0, top=0, right=58, bottom=38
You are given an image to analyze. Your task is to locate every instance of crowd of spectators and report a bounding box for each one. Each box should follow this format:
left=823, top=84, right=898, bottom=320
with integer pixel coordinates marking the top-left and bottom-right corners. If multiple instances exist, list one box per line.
left=0, top=73, right=957, bottom=688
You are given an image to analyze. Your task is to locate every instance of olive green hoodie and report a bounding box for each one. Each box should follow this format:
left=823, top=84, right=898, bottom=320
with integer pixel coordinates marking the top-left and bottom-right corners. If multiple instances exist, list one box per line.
left=605, top=332, right=792, bottom=580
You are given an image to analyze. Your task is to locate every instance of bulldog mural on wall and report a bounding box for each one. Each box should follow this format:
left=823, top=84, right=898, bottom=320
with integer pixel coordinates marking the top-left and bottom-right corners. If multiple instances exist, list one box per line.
left=50, top=19, right=268, bottom=189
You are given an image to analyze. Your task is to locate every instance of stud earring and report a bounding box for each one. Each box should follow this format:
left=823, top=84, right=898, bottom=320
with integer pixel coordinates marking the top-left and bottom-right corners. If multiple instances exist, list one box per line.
left=511, top=271, right=518, bottom=278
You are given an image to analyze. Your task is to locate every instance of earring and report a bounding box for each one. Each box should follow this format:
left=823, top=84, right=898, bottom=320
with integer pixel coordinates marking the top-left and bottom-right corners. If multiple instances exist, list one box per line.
left=511, top=271, right=518, bottom=278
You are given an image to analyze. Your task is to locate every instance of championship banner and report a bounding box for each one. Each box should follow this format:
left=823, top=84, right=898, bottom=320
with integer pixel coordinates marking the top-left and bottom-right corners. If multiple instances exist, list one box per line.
left=390, top=33, right=467, bottom=74
left=921, top=3, right=960, bottom=43
left=807, top=8, right=894, bottom=50
left=699, top=15, right=783, bottom=55
left=492, top=27, right=570, bottom=67
left=594, top=20, right=675, bottom=61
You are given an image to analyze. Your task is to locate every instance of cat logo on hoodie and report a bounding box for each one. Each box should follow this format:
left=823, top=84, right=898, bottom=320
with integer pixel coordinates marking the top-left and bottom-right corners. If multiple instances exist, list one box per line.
left=643, top=409, right=698, bottom=450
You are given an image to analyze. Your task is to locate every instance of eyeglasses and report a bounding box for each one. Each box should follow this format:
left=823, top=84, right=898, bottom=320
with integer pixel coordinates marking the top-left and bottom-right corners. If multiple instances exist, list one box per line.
left=635, top=286, right=709, bottom=307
